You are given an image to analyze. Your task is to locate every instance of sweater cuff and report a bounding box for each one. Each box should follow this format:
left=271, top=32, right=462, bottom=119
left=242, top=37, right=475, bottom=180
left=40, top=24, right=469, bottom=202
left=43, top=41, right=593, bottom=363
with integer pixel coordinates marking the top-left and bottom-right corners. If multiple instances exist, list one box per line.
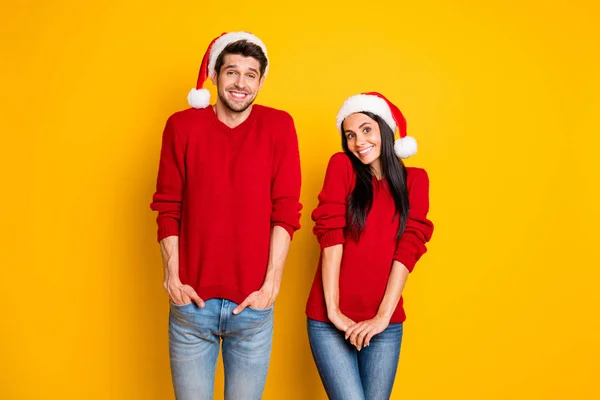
left=272, top=222, right=296, bottom=240
left=393, top=251, right=417, bottom=273
left=157, top=219, right=180, bottom=242
left=318, top=229, right=345, bottom=249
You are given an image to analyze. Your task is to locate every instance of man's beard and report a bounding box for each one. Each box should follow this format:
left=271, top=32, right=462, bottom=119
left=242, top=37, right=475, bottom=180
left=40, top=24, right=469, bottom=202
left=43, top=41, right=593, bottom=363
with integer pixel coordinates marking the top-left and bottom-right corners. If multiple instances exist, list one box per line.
left=217, top=87, right=256, bottom=113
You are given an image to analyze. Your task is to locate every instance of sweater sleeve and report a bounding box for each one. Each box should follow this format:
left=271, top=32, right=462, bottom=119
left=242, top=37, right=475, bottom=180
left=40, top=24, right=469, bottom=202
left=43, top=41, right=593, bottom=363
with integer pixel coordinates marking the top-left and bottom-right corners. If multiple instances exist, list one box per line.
left=270, top=113, right=302, bottom=239
left=393, top=168, right=434, bottom=272
left=311, top=153, right=353, bottom=249
left=150, top=116, right=185, bottom=242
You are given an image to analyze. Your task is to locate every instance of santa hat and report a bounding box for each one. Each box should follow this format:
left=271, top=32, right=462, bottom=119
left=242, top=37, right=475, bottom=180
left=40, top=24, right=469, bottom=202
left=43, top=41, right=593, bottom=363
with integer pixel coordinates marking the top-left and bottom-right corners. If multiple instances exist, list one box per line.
left=187, top=31, right=270, bottom=109
left=336, top=92, right=417, bottom=158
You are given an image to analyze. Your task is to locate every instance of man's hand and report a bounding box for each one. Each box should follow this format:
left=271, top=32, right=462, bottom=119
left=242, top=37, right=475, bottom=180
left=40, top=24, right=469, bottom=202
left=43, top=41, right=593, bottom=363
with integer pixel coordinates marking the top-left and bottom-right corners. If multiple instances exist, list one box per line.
left=164, top=273, right=205, bottom=308
left=344, top=314, right=390, bottom=351
left=233, top=288, right=274, bottom=314
left=159, top=236, right=204, bottom=307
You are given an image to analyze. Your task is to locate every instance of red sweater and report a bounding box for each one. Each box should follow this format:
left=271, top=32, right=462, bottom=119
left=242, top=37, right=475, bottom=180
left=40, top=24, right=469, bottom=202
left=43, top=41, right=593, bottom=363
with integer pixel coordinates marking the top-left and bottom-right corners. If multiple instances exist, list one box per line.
left=305, top=152, right=434, bottom=323
left=150, top=105, right=302, bottom=304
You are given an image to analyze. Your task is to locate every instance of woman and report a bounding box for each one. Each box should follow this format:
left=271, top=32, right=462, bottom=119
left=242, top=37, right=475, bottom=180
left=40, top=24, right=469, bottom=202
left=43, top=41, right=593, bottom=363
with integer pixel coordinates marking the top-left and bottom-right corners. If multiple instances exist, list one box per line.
left=306, top=92, right=434, bottom=400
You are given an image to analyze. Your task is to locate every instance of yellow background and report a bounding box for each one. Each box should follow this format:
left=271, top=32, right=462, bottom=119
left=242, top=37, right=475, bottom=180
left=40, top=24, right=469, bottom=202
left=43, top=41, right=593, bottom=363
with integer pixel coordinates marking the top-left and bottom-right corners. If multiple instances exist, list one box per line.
left=1, top=0, right=599, bottom=399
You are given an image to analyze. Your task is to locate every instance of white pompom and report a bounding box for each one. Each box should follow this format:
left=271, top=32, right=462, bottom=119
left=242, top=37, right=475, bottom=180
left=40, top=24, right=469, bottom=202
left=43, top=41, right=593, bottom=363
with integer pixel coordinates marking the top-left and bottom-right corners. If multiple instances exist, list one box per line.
left=394, top=136, right=418, bottom=158
left=187, top=88, right=211, bottom=109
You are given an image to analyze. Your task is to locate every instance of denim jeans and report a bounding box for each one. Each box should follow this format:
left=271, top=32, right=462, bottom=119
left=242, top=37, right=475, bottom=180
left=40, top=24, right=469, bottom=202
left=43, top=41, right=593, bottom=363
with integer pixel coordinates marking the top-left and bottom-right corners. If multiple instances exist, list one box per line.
left=169, top=298, right=274, bottom=400
left=307, top=318, right=403, bottom=400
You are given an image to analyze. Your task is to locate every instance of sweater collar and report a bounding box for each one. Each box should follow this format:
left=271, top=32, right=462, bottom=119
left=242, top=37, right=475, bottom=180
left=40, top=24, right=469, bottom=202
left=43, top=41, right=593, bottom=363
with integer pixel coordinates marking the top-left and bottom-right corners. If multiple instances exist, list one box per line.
left=209, top=104, right=259, bottom=134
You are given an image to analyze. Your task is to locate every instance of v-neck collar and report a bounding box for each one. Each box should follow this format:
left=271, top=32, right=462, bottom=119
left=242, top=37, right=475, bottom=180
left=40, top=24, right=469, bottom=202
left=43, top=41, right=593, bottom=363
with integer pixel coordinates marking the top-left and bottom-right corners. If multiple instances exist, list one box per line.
left=209, top=105, right=259, bottom=134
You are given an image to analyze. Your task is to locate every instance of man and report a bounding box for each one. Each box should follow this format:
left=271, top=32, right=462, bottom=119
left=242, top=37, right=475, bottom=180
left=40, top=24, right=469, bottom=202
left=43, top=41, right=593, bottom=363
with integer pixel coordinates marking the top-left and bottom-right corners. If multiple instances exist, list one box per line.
left=150, top=31, right=302, bottom=400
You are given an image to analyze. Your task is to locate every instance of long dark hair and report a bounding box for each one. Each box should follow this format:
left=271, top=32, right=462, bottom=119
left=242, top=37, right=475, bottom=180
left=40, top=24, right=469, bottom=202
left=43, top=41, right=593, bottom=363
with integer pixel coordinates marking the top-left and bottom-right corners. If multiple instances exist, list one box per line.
left=342, top=112, right=410, bottom=241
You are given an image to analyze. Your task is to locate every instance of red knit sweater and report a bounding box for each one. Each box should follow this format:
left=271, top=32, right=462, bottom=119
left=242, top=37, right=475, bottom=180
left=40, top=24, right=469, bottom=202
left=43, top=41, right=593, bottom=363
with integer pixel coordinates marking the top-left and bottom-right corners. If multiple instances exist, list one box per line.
left=150, top=105, right=302, bottom=304
left=305, top=152, right=434, bottom=323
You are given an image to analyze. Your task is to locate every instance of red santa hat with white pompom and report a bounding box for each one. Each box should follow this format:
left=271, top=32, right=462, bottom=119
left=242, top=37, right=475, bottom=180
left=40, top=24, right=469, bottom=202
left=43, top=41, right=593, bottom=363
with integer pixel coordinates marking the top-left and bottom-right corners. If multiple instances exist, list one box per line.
left=336, top=92, right=417, bottom=158
left=187, top=31, right=270, bottom=109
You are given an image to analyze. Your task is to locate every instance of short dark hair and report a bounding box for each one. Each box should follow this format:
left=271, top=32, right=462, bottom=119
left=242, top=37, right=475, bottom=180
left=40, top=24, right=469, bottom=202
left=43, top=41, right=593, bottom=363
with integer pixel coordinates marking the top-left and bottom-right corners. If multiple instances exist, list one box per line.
left=214, top=40, right=268, bottom=77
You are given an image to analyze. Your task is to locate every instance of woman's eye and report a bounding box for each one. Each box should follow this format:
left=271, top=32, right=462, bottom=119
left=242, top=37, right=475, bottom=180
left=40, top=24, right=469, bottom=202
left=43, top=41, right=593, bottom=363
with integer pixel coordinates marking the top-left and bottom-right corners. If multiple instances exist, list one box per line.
left=364, top=127, right=371, bottom=133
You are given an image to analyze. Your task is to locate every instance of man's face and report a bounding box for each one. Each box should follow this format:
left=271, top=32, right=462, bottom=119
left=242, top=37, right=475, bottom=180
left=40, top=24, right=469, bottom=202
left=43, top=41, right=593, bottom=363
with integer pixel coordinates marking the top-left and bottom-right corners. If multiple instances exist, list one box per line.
left=211, top=54, right=265, bottom=113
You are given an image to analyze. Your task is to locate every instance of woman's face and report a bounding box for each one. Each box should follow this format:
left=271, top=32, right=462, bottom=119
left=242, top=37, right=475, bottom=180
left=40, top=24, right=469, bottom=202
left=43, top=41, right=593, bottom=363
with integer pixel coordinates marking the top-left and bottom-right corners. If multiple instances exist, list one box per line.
left=342, top=113, right=382, bottom=167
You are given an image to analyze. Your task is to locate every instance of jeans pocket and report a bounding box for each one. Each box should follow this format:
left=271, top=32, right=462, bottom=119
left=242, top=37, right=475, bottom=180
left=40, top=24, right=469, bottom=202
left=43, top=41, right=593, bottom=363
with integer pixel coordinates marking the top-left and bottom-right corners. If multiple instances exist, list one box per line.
left=247, top=304, right=275, bottom=312
left=169, top=301, right=195, bottom=310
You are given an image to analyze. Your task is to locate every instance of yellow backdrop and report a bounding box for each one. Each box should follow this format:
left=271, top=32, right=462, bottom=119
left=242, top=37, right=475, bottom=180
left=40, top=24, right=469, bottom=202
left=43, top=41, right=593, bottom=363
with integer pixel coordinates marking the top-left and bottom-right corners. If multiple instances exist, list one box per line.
left=2, top=0, right=599, bottom=399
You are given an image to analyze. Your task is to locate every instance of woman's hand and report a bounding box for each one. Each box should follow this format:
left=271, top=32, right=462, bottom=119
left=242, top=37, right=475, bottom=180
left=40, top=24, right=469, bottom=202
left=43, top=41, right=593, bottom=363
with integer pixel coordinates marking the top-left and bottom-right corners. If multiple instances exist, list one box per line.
left=328, top=310, right=357, bottom=332
left=344, top=314, right=391, bottom=351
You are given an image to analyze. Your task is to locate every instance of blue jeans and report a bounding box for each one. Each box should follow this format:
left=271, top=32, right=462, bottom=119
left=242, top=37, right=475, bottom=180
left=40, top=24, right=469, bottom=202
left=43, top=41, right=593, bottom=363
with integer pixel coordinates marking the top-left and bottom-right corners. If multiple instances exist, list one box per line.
left=307, top=318, right=403, bottom=400
left=169, top=298, right=274, bottom=400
